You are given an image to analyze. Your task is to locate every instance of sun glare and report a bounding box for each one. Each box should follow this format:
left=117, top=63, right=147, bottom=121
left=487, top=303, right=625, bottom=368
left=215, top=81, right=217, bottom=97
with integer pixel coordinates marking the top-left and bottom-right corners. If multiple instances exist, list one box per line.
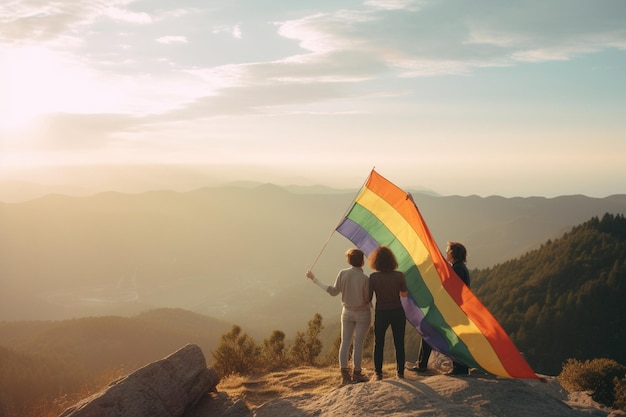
left=1, top=47, right=51, bottom=129
left=0, top=45, right=100, bottom=131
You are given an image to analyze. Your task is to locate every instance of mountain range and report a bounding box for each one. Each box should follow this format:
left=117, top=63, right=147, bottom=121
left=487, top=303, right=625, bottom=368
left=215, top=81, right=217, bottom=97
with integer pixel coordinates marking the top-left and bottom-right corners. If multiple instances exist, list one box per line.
left=1, top=183, right=625, bottom=339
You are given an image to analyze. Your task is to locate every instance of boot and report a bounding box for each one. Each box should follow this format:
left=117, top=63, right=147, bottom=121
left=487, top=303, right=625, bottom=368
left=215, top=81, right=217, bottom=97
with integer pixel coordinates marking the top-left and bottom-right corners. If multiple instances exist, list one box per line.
left=341, top=367, right=352, bottom=385
left=352, top=369, right=368, bottom=383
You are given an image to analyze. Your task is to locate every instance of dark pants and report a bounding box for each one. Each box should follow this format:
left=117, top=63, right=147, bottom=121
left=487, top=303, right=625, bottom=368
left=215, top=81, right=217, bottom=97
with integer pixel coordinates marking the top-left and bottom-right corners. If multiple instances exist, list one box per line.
left=420, top=339, right=468, bottom=374
left=417, top=339, right=432, bottom=369
left=373, top=307, right=406, bottom=375
left=452, top=360, right=469, bottom=374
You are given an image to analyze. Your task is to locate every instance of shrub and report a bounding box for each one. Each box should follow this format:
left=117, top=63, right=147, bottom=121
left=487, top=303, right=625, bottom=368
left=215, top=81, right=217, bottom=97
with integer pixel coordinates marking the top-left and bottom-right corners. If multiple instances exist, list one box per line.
left=261, top=330, right=288, bottom=371
left=212, top=325, right=260, bottom=377
left=320, top=332, right=342, bottom=367
left=558, top=358, right=626, bottom=408
left=289, top=313, right=324, bottom=366
left=614, top=375, right=626, bottom=411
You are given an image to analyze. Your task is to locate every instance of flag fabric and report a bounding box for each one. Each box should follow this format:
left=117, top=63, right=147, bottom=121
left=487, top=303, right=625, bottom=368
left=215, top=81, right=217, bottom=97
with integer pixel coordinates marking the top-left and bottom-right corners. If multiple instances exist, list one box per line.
left=336, top=169, right=538, bottom=379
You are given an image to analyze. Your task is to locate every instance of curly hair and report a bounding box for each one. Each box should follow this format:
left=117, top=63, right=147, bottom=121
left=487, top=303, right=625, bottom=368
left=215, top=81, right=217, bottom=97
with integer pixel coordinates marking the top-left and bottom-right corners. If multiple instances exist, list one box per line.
left=369, top=246, right=398, bottom=272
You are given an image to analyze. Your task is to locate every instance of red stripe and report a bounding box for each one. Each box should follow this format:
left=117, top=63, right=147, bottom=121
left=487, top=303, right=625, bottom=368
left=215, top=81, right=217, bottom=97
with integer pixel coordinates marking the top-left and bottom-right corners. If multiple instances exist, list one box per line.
left=366, top=170, right=538, bottom=379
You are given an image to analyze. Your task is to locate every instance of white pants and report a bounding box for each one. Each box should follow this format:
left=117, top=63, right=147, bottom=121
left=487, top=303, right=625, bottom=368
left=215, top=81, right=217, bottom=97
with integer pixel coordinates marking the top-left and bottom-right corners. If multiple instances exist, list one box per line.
left=339, top=308, right=371, bottom=370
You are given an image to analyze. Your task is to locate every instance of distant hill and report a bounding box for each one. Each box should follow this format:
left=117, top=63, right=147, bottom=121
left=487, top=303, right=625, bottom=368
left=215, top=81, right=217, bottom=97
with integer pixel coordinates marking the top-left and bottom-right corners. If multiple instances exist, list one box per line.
left=0, top=308, right=233, bottom=415
left=472, top=213, right=626, bottom=375
left=0, top=184, right=624, bottom=338
left=0, top=308, right=232, bottom=373
left=0, top=309, right=232, bottom=378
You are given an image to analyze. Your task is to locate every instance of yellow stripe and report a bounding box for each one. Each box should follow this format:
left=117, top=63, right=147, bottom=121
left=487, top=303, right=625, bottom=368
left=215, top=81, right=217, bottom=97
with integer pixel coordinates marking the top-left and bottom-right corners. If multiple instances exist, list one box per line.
left=358, top=189, right=511, bottom=377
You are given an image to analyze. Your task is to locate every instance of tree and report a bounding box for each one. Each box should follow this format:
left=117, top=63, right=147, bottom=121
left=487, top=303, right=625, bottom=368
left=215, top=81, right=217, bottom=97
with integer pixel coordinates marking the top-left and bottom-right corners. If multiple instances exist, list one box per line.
left=472, top=213, right=626, bottom=375
left=289, top=313, right=324, bottom=366
left=212, top=325, right=260, bottom=376
left=321, top=331, right=342, bottom=367
left=261, top=330, right=287, bottom=371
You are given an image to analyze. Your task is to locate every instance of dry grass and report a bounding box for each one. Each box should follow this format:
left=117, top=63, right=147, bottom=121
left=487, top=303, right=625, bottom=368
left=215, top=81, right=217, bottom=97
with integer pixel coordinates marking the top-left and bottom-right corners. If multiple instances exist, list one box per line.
left=217, top=360, right=406, bottom=409
left=218, top=366, right=339, bottom=408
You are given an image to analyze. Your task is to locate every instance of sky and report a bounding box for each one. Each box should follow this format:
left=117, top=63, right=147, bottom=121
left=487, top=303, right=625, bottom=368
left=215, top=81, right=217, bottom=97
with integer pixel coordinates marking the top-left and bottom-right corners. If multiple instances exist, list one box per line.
left=1, top=0, right=625, bottom=198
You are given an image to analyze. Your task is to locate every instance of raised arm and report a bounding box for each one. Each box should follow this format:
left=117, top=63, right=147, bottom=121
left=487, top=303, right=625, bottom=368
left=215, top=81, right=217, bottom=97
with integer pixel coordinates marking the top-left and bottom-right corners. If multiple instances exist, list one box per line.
left=306, top=270, right=331, bottom=292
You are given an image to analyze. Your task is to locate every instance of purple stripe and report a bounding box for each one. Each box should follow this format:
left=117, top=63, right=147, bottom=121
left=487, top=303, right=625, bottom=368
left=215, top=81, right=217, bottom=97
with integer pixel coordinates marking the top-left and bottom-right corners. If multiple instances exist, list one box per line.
left=340, top=216, right=457, bottom=361
left=336, top=218, right=380, bottom=256
left=401, top=296, right=453, bottom=357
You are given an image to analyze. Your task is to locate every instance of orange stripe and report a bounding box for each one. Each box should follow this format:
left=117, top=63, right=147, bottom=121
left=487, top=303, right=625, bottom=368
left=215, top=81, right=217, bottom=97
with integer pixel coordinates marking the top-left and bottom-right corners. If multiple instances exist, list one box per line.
left=366, top=170, right=538, bottom=379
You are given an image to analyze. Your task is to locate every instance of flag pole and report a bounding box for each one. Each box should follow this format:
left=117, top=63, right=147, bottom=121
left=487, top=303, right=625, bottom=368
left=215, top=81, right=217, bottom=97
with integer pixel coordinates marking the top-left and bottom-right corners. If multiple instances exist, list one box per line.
left=307, top=167, right=375, bottom=271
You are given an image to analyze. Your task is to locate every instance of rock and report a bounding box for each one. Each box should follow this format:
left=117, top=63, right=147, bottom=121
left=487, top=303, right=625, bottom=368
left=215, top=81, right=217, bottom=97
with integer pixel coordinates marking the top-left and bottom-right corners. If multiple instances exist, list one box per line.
left=183, top=392, right=252, bottom=417
left=251, top=374, right=616, bottom=417
left=60, top=344, right=219, bottom=417
left=58, top=345, right=621, bottom=417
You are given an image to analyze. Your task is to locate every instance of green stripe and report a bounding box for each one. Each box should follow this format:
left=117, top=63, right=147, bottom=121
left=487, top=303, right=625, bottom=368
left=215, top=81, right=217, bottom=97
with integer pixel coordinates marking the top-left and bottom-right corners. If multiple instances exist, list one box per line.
left=347, top=204, right=477, bottom=366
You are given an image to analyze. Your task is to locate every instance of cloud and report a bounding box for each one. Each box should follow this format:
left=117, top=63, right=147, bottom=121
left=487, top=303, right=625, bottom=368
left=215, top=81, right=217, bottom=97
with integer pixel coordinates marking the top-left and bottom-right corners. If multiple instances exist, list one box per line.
left=104, top=6, right=151, bottom=24
left=141, top=81, right=356, bottom=124
left=272, top=0, right=626, bottom=80
left=156, top=36, right=188, bottom=45
left=277, top=11, right=376, bottom=54
left=63, top=0, right=626, bottom=123
left=0, top=1, right=96, bottom=42
left=365, top=0, right=424, bottom=11
left=0, top=0, right=153, bottom=43
left=212, top=24, right=243, bottom=39
left=1, top=0, right=625, bottom=159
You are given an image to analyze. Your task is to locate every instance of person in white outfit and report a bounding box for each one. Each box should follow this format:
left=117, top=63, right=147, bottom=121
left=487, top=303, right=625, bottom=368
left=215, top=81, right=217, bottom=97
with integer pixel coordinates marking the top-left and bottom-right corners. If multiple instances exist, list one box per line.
left=306, top=248, right=371, bottom=384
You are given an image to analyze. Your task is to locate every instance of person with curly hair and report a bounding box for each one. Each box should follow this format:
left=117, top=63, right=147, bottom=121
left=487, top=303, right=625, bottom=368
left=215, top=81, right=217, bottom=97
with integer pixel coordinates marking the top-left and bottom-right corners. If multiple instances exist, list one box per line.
left=368, top=246, right=408, bottom=381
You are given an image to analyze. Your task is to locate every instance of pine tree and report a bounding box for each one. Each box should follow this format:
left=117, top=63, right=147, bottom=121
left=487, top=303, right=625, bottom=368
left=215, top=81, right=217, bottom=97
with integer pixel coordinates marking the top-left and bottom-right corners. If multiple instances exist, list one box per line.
left=261, top=330, right=287, bottom=371
left=289, top=313, right=324, bottom=366
left=212, top=325, right=260, bottom=376
left=472, top=213, right=626, bottom=375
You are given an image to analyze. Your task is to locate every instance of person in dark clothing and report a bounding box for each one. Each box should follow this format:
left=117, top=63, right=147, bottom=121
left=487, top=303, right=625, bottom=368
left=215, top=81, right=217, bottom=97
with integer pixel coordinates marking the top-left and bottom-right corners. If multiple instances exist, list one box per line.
left=368, top=246, right=408, bottom=381
left=445, top=241, right=471, bottom=375
left=448, top=241, right=470, bottom=287
left=409, top=241, right=472, bottom=375
left=410, top=338, right=432, bottom=373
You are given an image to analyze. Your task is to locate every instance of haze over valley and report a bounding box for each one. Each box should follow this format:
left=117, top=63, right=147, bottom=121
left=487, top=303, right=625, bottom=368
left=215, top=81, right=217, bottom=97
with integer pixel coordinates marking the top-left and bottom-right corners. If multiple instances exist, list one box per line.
left=2, top=182, right=624, bottom=339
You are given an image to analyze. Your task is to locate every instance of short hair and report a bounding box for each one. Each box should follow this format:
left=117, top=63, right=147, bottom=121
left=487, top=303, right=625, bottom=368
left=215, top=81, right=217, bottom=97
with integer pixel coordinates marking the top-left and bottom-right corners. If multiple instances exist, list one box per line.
left=447, top=241, right=467, bottom=263
left=369, top=246, right=398, bottom=272
left=345, top=248, right=365, bottom=267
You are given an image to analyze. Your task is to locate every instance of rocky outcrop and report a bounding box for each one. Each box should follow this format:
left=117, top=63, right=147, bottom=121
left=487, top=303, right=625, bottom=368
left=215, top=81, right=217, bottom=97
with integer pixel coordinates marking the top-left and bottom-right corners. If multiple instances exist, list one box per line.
left=60, top=344, right=219, bottom=417
left=59, top=344, right=621, bottom=417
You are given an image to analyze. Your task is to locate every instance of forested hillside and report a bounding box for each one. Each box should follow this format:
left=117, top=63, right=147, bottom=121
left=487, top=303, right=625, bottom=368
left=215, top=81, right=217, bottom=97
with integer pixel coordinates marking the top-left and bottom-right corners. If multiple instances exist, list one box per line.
left=472, top=213, right=626, bottom=375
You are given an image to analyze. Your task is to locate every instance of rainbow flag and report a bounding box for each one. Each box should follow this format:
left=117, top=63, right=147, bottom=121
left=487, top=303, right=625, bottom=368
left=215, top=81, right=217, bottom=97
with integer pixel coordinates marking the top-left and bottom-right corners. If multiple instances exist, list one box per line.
left=336, top=169, right=538, bottom=379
